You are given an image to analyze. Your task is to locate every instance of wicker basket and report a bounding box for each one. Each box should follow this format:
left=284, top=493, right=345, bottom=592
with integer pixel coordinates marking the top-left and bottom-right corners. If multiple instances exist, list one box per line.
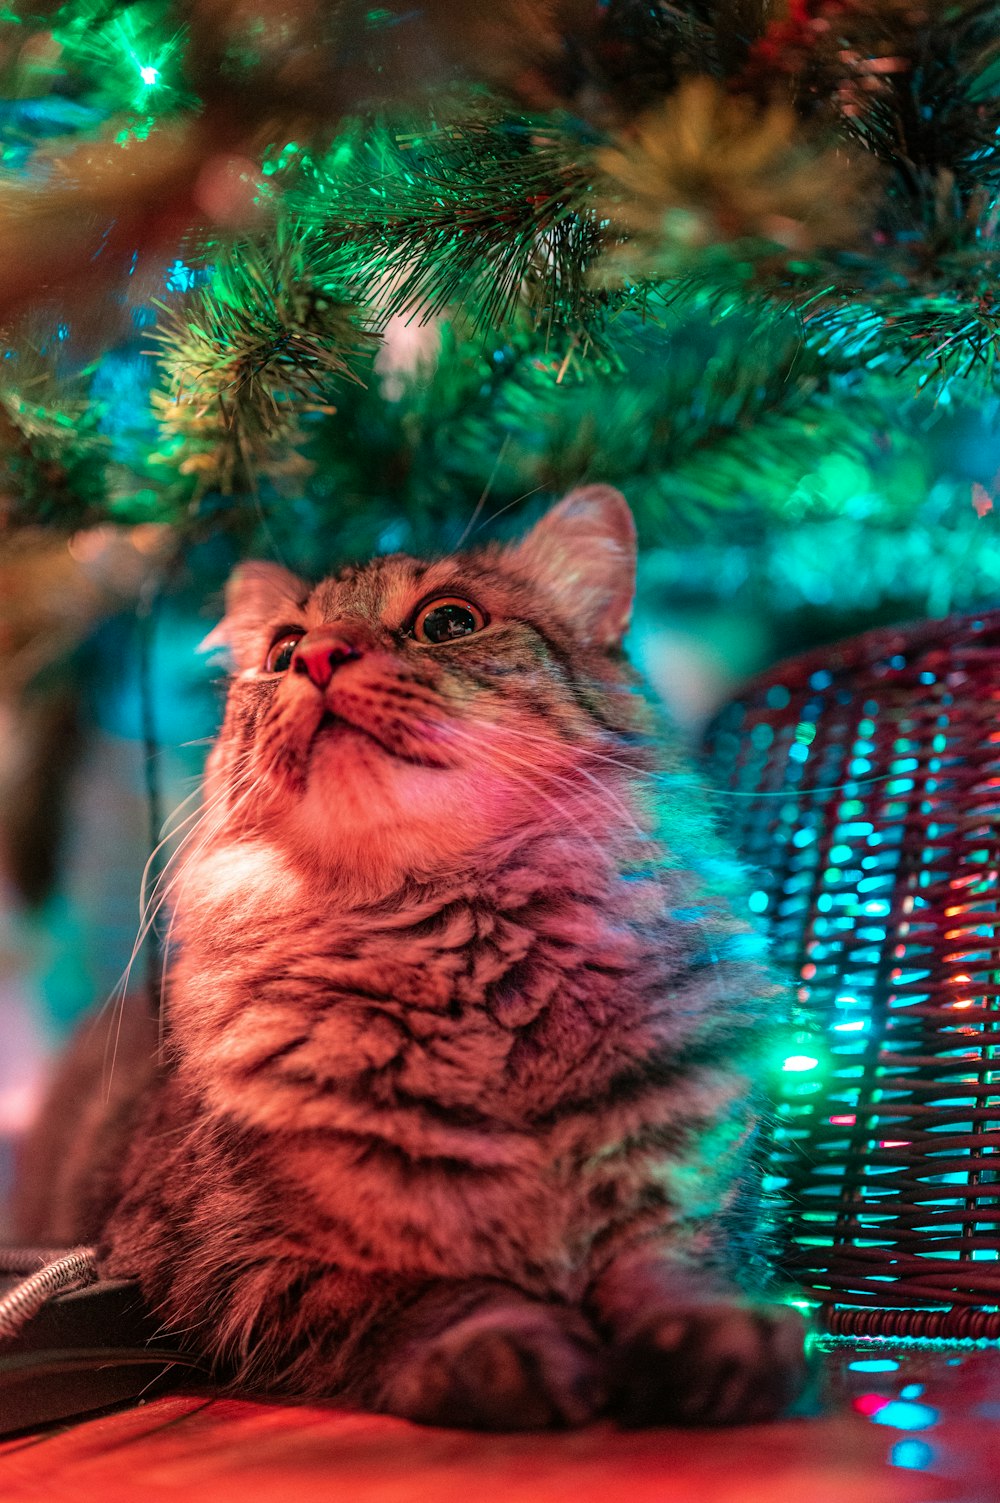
left=704, top=609, right=1000, bottom=1340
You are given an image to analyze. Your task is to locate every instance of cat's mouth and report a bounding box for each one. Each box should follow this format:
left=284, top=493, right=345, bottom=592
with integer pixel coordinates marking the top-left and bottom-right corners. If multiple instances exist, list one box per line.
left=312, top=707, right=365, bottom=748
left=315, top=707, right=379, bottom=744
left=310, top=704, right=452, bottom=770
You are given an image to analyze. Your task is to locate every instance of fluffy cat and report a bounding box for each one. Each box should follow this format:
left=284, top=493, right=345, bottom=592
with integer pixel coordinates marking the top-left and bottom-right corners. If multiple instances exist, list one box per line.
left=15, top=485, right=807, bottom=1429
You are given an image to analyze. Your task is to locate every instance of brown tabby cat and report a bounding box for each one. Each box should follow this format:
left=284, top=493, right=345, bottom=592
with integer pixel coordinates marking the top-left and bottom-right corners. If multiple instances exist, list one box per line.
left=15, top=486, right=808, bottom=1429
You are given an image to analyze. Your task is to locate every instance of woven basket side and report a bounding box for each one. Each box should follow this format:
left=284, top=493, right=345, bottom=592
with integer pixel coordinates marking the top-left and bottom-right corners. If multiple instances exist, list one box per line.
left=704, top=611, right=1000, bottom=1337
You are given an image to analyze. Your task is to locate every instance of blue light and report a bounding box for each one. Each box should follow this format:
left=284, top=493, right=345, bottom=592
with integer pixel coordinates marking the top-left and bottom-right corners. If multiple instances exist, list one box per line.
left=849, top=1358, right=899, bottom=1373
left=871, top=1400, right=938, bottom=1431
left=900, top=1383, right=924, bottom=1399
left=166, top=259, right=197, bottom=292
left=889, top=1439, right=934, bottom=1471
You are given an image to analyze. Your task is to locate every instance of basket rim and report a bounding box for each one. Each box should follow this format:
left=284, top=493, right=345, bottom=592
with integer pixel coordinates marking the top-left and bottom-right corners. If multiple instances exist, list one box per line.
left=731, top=605, right=1000, bottom=702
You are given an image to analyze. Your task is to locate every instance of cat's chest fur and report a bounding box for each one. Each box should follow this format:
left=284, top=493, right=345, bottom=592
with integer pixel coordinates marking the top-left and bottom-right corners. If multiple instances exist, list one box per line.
left=169, top=832, right=701, bottom=1116
left=148, top=831, right=749, bottom=1296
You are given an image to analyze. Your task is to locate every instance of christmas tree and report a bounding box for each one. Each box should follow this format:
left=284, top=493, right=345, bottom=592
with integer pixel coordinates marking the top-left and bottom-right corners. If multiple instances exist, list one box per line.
left=0, top=0, right=997, bottom=560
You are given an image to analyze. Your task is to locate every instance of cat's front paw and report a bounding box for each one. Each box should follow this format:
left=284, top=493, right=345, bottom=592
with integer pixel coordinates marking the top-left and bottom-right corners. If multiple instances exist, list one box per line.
left=380, top=1301, right=608, bottom=1431
left=612, top=1299, right=810, bottom=1427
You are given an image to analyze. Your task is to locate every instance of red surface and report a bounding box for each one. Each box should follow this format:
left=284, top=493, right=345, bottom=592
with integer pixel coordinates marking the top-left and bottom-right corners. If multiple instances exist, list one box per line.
left=3, top=1343, right=989, bottom=1503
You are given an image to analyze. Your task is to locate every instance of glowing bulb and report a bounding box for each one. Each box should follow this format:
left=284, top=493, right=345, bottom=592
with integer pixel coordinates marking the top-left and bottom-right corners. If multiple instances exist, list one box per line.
left=783, top=1054, right=819, bottom=1072
left=139, top=64, right=159, bottom=86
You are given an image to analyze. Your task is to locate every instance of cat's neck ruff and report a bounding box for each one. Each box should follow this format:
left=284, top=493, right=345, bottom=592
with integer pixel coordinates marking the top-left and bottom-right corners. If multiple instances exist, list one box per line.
left=177, top=806, right=640, bottom=930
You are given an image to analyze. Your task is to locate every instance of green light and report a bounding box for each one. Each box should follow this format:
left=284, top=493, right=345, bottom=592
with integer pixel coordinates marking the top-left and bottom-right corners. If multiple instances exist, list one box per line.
left=139, top=64, right=159, bottom=86
left=783, top=1054, right=820, bottom=1072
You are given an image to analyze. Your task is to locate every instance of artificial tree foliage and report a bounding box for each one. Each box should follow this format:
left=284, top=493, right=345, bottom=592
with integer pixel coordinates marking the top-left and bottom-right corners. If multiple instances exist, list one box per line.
left=0, top=0, right=997, bottom=612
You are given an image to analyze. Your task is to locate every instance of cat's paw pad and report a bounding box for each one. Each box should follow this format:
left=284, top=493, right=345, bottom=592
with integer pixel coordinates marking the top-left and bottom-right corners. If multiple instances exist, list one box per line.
left=383, top=1304, right=607, bottom=1431
left=613, top=1299, right=810, bottom=1427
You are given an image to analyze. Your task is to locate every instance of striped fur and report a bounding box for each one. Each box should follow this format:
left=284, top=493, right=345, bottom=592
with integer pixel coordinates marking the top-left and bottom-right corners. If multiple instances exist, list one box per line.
left=15, top=487, right=808, bottom=1427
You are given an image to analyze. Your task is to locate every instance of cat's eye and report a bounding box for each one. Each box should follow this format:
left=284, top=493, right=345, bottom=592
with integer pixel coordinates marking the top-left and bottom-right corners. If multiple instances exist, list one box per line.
left=264, top=633, right=304, bottom=673
left=412, top=597, right=486, bottom=645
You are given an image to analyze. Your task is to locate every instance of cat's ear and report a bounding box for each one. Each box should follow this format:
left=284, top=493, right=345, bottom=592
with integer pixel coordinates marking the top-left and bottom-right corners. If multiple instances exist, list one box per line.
left=201, top=561, right=307, bottom=672
left=510, top=485, right=636, bottom=649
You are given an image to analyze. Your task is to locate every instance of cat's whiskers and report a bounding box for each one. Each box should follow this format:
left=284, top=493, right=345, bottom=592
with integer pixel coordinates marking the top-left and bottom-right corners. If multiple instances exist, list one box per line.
left=489, top=729, right=705, bottom=798
left=430, top=724, right=733, bottom=973
left=138, top=797, right=221, bottom=931
left=153, top=763, right=276, bottom=1057
left=157, top=781, right=213, bottom=838
left=142, top=765, right=255, bottom=916
left=477, top=723, right=653, bottom=842
left=103, top=766, right=268, bottom=1091
left=252, top=677, right=651, bottom=856
left=303, top=676, right=624, bottom=796
left=473, top=755, right=614, bottom=868
left=488, top=693, right=892, bottom=806
left=439, top=716, right=651, bottom=846
left=103, top=780, right=231, bottom=1056
left=436, top=723, right=635, bottom=868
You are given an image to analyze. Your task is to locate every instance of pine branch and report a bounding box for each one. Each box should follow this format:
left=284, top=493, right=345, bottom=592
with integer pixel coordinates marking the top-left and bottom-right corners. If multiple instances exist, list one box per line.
left=296, top=112, right=618, bottom=350
left=244, top=302, right=916, bottom=555
left=150, top=222, right=377, bottom=499
left=0, top=352, right=110, bottom=528
left=803, top=283, right=1000, bottom=391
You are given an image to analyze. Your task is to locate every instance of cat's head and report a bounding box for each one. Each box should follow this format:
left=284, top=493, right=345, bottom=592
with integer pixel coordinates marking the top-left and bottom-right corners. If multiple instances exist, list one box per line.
left=202, top=485, right=650, bottom=889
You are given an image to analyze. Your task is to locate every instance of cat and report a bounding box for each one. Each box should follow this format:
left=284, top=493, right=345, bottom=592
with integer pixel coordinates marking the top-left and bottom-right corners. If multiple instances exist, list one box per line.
left=14, top=485, right=808, bottom=1429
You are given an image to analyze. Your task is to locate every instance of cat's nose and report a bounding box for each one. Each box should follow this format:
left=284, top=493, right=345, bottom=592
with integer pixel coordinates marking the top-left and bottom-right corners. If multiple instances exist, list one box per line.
left=292, top=632, right=362, bottom=690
